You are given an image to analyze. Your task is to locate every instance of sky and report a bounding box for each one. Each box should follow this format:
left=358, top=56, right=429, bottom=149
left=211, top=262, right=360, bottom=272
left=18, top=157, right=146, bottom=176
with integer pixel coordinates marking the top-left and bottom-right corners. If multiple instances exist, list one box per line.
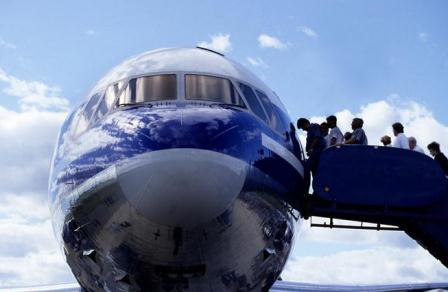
left=1, top=0, right=448, bottom=288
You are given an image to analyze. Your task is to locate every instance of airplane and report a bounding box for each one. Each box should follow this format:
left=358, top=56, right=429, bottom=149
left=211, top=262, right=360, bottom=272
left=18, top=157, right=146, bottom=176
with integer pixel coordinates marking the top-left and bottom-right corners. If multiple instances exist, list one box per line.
left=9, top=47, right=448, bottom=291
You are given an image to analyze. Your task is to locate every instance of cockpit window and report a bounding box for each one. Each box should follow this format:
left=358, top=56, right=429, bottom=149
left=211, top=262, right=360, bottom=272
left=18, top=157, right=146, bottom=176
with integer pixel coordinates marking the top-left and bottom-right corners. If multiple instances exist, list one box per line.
left=256, top=90, right=283, bottom=133
left=185, top=74, right=246, bottom=107
left=238, top=83, right=268, bottom=123
left=118, top=74, right=177, bottom=105
left=71, top=93, right=102, bottom=136
left=95, top=82, right=122, bottom=121
left=273, top=106, right=292, bottom=133
left=84, top=92, right=103, bottom=121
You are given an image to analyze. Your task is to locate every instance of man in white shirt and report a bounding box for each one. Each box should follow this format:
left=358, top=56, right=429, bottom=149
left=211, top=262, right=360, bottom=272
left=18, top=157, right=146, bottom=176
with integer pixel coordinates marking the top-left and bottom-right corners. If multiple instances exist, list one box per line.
left=409, top=136, right=425, bottom=154
left=326, top=115, right=344, bottom=146
left=391, top=122, right=410, bottom=149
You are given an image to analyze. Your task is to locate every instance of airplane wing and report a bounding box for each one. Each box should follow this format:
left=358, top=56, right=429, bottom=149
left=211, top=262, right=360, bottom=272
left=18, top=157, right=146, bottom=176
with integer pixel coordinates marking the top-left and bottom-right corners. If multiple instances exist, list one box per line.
left=271, top=281, right=448, bottom=291
left=2, top=282, right=448, bottom=292
left=0, top=283, right=80, bottom=292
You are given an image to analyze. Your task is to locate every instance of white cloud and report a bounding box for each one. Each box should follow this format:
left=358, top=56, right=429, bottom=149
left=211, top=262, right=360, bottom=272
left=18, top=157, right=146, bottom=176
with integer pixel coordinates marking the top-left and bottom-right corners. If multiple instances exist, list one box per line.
left=85, top=29, right=96, bottom=36
left=0, top=106, right=68, bottom=196
left=258, top=34, right=287, bottom=49
left=0, top=67, right=70, bottom=111
left=0, top=37, right=16, bottom=49
left=0, top=250, right=74, bottom=287
left=0, top=193, right=75, bottom=287
left=298, top=26, right=319, bottom=38
left=282, top=247, right=448, bottom=284
left=247, top=57, right=268, bottom=68
left=197, top=33, right=232, bottom=53
left=0, top=194, right=50, bottom=223
left=418, top=32, right=428, bottom=42
left=303, top=96, right=447, bottom=152
left=0, top=71, right=73, bottom=287
left=0, top=109, right=71, bottom=286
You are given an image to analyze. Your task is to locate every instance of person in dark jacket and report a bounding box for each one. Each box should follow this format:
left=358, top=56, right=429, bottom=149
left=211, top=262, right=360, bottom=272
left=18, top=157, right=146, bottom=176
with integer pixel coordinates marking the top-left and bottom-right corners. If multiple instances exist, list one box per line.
left=297, top=118, right=326, bottom=176
left=427, top=141, right=448, bottom=176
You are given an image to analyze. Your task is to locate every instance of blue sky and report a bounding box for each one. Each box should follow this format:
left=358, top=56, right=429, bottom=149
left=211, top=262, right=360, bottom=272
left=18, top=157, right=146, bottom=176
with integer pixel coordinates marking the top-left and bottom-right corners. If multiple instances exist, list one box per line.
left=1, top=0, right=448, bottom=287
left=2, top=1, right=448, bottom=118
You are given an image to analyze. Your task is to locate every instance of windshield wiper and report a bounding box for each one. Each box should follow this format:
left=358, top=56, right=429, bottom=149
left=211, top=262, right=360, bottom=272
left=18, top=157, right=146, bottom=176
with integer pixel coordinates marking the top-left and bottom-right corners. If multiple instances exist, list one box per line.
left=210, top=103, right=246, bottom=110
left=118, top=103, right=153, bottom=108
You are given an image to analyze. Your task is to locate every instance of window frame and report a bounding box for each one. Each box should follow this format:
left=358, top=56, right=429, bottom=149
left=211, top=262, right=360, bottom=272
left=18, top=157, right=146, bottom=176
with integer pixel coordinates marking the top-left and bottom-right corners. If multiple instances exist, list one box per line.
left=68, top=102, right=87, bottom=139
left=236, top=81, right=272, bottom=124
left=238, top=83, right=291, bottom=136
left=90, top=82, right=125, bottom=124
left=71, top=91, right=105, bottom=137
left=117, top=73, right=178, bottom=106
left=255, top=89, right=280, bottom=132
left=183, top=73, right=247, bottom=108
left=78, top=71, right=291, bottom=137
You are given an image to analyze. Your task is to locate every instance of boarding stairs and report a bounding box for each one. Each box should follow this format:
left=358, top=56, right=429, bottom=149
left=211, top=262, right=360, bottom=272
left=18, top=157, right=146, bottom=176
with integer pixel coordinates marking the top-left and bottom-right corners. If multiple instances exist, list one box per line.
left=296, top=145, right=448, bottom=268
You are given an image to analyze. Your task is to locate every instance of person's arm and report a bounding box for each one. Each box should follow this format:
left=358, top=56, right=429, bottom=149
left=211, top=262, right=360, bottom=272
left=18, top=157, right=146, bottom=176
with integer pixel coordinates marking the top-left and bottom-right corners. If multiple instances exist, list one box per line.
left=344, top=136, right=358, bottom=144
left=440, top=155, right=448, bottom=175
left=331, top=128, right=344, bottom=146
left=289, top=123, right=301, bottom=155
left=330, top=137, right=337, bottom=146
left=345, top=129, right=366, bottom=145
left=306, top=125, right=320, bottom=154
left=344, top=129, right=357, bottom=144
left=308, top=137, right=319, bottom=153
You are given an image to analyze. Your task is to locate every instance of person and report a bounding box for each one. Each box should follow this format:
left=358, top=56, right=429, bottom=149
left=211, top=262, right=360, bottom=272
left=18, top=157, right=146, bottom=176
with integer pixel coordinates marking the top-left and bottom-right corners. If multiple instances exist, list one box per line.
left=344, top=118, right=368, bottom=145
left=297, top=118, right=326, bottom=176
left=326, top=115, right=344, bottom=146
left=320, top=122, right=330, bottom=148
left=408, top=137, right=425, bottom=154
left=380, top=135, right=391, bottom=146
left=427, top=142, right=448, bottom=176
left=289, top=123, right=302, bottom=157
left=391, top=122, right=409, bottom=149
left=343, top=132, right=352, bottom=142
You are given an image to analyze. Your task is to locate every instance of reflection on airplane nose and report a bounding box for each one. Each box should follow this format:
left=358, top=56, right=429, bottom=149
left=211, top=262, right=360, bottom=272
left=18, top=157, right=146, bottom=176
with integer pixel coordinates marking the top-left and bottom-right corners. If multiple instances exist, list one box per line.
left=116, top=148, right=248, bottom=228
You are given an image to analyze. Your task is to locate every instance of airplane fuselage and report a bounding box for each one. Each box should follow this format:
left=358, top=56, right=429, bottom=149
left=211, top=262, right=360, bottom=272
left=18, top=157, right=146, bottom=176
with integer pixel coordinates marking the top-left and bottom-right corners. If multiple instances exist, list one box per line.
left=49, top=48, right=308, bottom=291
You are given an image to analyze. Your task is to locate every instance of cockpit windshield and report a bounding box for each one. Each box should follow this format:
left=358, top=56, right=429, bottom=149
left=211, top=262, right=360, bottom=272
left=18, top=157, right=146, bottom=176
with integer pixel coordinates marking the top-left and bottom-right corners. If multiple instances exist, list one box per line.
left=118, top=74, right=177, bottom=105
left=185, top=74, right=246, bottom=107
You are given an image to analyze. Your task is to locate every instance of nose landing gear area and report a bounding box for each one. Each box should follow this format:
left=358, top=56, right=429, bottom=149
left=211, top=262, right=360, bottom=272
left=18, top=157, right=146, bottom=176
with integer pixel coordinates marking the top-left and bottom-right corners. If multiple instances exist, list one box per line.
left=116, top=148, right=248, bottom=228
left=299, top=145, right=448, bottom=267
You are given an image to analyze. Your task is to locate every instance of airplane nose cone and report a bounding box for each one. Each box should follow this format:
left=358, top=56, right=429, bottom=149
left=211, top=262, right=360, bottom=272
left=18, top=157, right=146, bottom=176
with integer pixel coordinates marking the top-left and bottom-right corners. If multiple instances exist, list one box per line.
left=116, top=148, right=248, bottom=228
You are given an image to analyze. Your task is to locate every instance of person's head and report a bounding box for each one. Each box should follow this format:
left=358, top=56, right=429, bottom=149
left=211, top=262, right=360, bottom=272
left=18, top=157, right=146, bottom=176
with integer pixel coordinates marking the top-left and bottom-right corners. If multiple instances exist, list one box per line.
left=380, top=135, right=391, bottom=146
left=409, top=137, right=417, bottom=150
left=326, top=115, right=337, bottom=128
left=320, top=122, right=329, bottom=136
left=427, top=141, right=441, bottom=157
left=344, top=132, right=352, bottom=141
left=351, top=118, right=364, bottom=130
left=392, top=122, right=404, bottom=136
left=297, top=118, right=310, bottom=131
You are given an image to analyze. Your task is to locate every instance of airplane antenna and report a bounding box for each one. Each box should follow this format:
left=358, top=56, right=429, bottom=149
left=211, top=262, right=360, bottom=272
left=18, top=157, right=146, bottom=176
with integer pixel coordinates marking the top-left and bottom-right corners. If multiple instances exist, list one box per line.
left=196, top=46, right=225, bottom=56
